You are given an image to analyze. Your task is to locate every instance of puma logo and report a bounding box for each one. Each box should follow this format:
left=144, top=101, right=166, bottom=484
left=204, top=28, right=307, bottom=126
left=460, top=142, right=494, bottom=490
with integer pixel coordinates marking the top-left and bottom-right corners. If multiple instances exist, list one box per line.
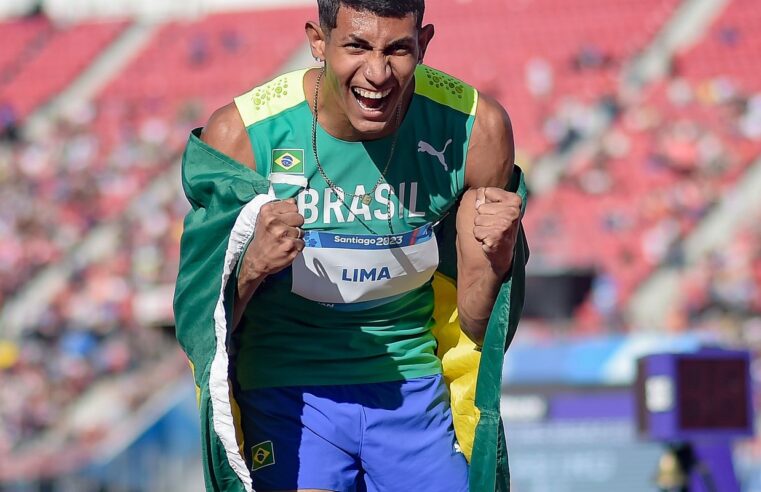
left=418, top=139, right=453, bottom=171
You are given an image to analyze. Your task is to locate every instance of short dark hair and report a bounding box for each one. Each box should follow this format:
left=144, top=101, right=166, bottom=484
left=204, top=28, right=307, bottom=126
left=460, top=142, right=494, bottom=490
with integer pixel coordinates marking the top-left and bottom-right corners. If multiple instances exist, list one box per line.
left=318, top=0, right=425, bottom=31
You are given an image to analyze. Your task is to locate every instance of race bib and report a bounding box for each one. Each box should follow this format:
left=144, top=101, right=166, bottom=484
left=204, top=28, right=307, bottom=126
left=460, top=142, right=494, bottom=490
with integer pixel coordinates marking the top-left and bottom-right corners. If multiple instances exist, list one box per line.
left=291, top=223, right=439, bottom=310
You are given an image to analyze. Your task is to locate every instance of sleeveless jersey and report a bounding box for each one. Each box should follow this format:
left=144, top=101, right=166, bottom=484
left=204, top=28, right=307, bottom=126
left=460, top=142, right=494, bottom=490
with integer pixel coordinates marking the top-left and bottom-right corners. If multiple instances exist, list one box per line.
left=233, top=65, right=478, bottom=389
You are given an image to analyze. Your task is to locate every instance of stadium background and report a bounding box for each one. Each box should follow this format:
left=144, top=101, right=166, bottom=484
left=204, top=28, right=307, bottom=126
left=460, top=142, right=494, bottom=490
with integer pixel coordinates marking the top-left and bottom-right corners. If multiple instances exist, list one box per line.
left=0, top=0, right=759, bottom=490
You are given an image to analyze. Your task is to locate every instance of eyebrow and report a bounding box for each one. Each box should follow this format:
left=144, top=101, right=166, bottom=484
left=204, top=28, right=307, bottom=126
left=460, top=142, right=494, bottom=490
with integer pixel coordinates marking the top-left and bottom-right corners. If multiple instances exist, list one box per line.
left=345, top=34, right=416, bottom=49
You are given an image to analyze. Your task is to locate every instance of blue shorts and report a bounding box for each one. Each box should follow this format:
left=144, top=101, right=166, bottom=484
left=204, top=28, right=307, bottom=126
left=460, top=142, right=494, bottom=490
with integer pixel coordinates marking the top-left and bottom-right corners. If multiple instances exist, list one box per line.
left=237, top=375, right=469, bottom=492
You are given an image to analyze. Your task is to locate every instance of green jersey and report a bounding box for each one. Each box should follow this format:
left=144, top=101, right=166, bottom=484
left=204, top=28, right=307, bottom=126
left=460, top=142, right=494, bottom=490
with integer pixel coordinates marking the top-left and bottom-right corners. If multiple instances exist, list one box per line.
left=233, top=65, right=477, bottom=389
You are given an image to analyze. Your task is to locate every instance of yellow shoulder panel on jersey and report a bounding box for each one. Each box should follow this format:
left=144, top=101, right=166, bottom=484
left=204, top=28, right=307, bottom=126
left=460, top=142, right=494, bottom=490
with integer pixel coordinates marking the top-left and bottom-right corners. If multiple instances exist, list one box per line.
left=234, top=69, right=308, bottom=127
left=415, top=65, right=478, bottom=116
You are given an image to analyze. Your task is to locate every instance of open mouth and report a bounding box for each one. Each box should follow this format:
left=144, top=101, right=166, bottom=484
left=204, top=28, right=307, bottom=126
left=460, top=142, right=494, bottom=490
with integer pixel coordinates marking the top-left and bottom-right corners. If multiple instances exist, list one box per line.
left=352, top=87, right=393, bottom=113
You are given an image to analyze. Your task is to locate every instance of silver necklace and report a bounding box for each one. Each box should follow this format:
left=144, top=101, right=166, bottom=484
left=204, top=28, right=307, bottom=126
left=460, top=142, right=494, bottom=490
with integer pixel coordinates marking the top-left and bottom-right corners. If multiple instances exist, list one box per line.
left=311, top=68, right=400, bottom=234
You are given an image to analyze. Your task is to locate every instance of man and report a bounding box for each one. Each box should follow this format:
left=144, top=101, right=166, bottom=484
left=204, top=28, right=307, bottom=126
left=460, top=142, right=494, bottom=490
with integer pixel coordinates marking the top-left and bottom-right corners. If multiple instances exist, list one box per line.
left=174, top=1, right=528, bottom=491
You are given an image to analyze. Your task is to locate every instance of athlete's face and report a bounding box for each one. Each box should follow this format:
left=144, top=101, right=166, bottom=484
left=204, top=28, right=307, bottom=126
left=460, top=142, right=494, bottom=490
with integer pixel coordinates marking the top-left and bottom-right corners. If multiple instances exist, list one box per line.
left=307, top=6, right=434, bottom=139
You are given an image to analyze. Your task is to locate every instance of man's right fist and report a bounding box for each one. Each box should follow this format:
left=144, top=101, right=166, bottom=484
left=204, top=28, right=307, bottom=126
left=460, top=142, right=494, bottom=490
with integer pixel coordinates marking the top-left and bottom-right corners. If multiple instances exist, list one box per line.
left=239, top=198, right=305, bottom=285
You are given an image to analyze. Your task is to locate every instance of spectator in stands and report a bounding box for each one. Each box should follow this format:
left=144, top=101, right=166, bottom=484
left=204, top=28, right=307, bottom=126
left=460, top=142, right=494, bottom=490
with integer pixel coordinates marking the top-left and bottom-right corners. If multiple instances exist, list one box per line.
left=0, top=102, right=20, bottom=143
left=572, top=42, right=613, bottom=71
left=740, top=94, right=761, bottom=139
left=590, top=270, right=623, bottom=329
left=187, top=33, right=209, bottom=66
left=220, top=29, right=242, bottom=54
left=525, top=56, right=553, bottom=101
left=717, top=25, right=740, bottom=47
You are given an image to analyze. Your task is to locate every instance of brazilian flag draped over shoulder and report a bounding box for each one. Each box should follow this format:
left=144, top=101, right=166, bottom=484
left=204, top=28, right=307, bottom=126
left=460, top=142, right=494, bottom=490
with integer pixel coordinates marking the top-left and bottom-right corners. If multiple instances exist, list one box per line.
left=174, top=129, right=529, bottom=492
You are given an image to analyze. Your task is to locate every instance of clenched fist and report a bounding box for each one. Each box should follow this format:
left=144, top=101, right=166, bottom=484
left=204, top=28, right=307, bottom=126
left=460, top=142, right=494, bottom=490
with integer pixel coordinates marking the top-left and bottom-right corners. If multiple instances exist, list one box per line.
left=239, top=199, right=305, bottom=287
left=473, top=187, right=522, bottom=276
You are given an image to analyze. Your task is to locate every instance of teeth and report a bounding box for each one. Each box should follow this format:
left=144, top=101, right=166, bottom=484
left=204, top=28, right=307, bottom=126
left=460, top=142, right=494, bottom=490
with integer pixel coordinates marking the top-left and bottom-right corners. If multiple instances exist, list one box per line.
left=353, top=87, right=392, bottom=99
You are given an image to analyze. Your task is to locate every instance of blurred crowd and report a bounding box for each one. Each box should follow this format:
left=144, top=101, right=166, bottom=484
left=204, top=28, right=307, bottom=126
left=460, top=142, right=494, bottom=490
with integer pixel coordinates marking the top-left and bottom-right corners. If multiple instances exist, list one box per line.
left=671, top=206, right=761, bottom=335
left=0, top=99, right=194, bottom=475
left=0, top=100, right=192, bottom=305
left=525, top=71, right=761, bottom=331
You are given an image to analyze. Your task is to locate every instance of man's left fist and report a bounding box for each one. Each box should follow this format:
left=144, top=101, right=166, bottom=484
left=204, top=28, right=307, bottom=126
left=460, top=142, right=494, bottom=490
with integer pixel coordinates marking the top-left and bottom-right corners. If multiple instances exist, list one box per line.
left=474, top=187, right=522, bottom=275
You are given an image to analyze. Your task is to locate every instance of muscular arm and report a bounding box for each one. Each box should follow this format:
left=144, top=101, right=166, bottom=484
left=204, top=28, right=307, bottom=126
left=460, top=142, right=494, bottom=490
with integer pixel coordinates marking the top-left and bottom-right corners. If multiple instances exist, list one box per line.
left=200, top=103, right=261, bottom=328
left=201, top=102, right=255, bottom=169
left=456, top=94, right=520, bottom=345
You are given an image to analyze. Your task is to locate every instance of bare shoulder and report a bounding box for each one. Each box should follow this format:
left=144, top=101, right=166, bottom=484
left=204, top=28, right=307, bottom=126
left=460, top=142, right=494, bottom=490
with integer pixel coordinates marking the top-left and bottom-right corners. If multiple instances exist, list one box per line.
left=464, top=92, right=514, bottom=189
left=200, top=102, right=256, bottom=170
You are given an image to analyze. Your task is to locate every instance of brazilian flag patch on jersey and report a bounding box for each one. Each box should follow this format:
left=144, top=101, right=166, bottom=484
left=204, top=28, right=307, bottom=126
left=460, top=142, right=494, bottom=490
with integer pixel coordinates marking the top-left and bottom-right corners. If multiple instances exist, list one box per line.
left=272, top=149, right=304, bottom=174
left=251, top=441, right=276, bottom=471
